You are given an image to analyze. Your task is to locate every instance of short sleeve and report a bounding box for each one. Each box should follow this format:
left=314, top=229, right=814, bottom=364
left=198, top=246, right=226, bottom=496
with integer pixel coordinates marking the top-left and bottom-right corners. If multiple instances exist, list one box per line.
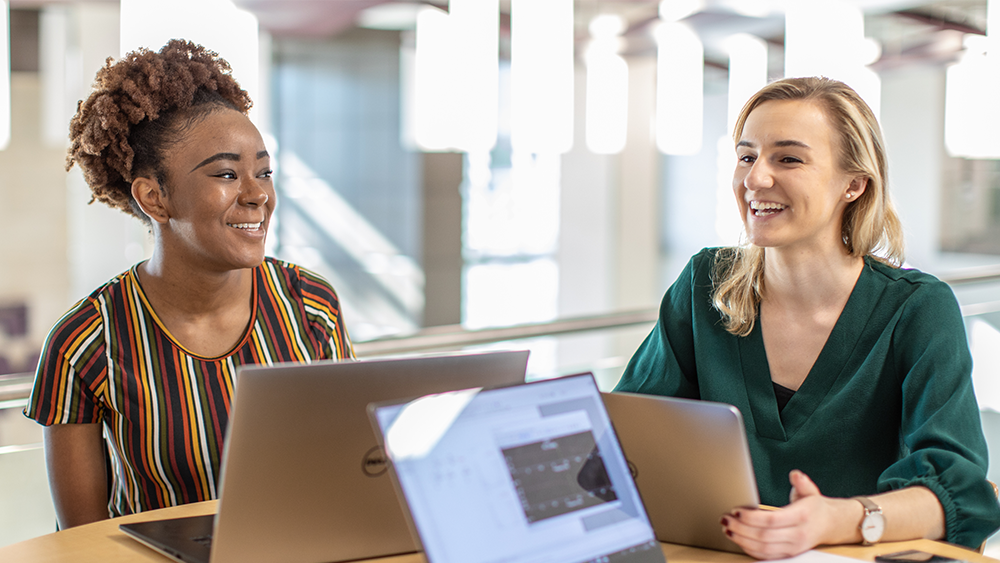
left=24, top=299, right=108, bottom=426
left=877, top=279, right=1000, bottom=547
left=613, top=251, right=704, bottom=398
left=294, top=265, right=354, bottom=360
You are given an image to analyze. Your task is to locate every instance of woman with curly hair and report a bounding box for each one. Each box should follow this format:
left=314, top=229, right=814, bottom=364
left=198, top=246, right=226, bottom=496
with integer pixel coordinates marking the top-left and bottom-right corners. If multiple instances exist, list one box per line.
left=24, top=39, right=353, bottom=529
left=615, top=77, right=1000, bottom=558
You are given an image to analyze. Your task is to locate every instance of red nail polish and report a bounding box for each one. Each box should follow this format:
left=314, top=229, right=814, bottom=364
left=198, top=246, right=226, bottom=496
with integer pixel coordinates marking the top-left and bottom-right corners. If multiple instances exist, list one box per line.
left=725, top=529, right=733, bottom=537
left=721, top=517, right=729, bottom=526
left=733, top=510, right=741, bottom=518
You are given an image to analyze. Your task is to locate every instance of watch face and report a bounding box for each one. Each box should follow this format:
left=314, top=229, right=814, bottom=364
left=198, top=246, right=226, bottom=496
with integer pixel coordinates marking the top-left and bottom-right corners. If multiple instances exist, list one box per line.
left=861, top=511, right=886, bottom=543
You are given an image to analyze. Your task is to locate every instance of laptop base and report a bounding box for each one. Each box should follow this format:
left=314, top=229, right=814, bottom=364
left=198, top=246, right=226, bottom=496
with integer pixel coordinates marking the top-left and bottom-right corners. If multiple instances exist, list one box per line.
left=120, top=515, right=214, bottom=563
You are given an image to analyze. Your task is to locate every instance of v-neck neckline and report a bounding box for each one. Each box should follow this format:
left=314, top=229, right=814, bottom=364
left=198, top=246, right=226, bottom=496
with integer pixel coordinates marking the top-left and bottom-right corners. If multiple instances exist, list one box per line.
left=738, top=257, right=888, bottom=441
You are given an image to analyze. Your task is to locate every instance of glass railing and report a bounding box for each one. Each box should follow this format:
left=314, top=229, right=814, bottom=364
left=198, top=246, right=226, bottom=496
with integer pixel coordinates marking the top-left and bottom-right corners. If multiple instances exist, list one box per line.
left=0, top=372, right=53, bottom=546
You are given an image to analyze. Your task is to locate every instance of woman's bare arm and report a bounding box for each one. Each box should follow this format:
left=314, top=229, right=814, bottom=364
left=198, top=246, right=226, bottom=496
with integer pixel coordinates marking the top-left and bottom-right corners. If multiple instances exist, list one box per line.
left=723, top=470, right=945, bottom=559
left=43, top=423, right=109, bottom=529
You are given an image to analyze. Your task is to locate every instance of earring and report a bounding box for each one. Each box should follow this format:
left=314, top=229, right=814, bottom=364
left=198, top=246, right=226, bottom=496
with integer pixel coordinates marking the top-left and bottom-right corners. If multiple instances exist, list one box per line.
left=846, top=193, right=853, bottom=199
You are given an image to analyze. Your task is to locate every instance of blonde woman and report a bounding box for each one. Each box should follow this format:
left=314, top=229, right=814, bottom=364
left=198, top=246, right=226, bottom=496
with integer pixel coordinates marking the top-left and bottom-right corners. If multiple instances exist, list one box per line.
left=615, top=77, right=999, bottom=558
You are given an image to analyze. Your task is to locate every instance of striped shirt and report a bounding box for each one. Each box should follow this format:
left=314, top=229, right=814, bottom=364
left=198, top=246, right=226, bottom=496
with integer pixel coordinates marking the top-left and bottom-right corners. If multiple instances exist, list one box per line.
left=25, top=258, right=353, bottom=517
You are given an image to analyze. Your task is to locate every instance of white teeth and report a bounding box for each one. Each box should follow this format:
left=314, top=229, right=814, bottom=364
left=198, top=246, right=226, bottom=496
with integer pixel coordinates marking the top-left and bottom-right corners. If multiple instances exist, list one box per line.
left=228, top=222, right=262, bottom=230
left=750, top=201, right=787, bottom=211
left=749, top=202, right=787, bottom=216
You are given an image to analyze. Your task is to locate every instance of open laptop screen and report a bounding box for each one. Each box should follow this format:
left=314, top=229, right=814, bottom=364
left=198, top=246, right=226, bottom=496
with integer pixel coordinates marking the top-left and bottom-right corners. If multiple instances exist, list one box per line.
left=370, top=374, right=665, bottom=563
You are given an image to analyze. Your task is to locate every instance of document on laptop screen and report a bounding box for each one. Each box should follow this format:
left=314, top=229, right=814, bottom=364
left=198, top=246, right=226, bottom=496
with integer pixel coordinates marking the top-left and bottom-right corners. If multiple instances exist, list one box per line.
left=371, top=375, right=664, bottom=563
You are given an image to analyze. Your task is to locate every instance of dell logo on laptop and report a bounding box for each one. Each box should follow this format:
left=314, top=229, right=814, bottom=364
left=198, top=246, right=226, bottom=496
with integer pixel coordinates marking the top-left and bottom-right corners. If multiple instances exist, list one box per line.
left=362, top=445, right=388, bottom=477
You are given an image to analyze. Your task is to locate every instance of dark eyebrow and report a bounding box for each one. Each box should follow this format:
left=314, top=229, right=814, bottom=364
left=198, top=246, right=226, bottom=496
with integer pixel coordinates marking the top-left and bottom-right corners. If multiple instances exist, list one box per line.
left=191, top=153, right=240, bottom=172
left=190, top=150, right=270, bottom=173
left=774, top=139, right=810, bottom=149
left=735, top=139, right=811, bottom=150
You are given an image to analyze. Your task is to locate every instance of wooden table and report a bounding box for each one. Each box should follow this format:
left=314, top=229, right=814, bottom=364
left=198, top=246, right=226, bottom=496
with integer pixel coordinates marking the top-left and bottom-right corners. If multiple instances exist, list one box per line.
left=0, top=500, right=994, bottom=563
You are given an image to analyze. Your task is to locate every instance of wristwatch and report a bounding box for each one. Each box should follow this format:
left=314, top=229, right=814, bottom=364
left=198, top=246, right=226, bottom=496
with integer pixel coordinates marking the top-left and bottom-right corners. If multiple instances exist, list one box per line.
left=853, top=496, right=885, bottom=545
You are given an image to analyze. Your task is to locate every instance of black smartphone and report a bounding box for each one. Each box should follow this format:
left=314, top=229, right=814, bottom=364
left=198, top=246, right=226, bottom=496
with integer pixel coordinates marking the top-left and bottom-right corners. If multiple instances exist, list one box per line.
left=874, top=550, right=968, bottom=563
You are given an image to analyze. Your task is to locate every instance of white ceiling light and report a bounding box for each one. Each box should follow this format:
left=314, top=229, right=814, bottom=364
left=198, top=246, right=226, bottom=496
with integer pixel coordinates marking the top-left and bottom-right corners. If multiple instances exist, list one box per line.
left=510, top=0, right=574, bottom=154
left=411, top=1, right=499, bottom=153
left=589, top=13, right=626, bottom=39
left=655, top=21, right=704, bottom=155
left=356, top=2, right=423, bottom=30
left=451, top=0, right=499, bottom=153
left=944, top=0, right=1000, bottom=159
left=784, top=1, right=881, bottom=119
left=724, top=33, right=767, bottom=136
left=413, top=6, right=454, bottom=151
left=945, top=34, right=1000, bottom=158
left=585, top=14, right=628, bottom=155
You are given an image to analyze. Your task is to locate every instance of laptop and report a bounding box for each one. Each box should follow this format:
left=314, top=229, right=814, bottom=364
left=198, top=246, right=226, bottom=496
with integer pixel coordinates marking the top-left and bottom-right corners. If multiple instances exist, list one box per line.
left=119, top=350, right=530, bottom=563
left=602, top=390, right=760, bottom=553
left=369, top=373, right=666, bottom=563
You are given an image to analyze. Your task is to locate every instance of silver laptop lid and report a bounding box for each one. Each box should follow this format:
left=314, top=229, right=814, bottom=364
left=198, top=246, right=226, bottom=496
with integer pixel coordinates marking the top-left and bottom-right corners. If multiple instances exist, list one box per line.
left=211, top=350, right=529, bottom=563
left=602, top=391, right=760, bottom=553
left=370, top=374, right=666, bottom=563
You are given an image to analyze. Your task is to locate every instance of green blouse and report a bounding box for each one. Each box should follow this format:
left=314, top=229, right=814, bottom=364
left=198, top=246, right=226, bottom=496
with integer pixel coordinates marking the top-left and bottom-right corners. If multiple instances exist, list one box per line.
left=614, top=248, right=1000, bottom=548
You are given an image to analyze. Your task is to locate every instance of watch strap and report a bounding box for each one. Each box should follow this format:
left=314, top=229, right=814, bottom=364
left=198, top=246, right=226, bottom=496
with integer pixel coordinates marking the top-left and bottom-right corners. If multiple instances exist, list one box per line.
left=854, top=496, right=880, bottom=513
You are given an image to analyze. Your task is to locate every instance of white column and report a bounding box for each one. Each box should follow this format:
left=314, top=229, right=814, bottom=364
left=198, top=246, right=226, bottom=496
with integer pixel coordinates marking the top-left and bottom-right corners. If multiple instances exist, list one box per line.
left=39, top=6, right=71, bottom=148
left=558, top=62, right=614, bottom=380
left=880, top=67, right=944, bottom=269
left=43, top=4, right=151, bottom=298
left=614, top=56, right=662, bottom=387
left=617, top=56, right=660, bottom=309
left=0, top=1, right=10, bottom=151
left=558, top=55, right=660, bottom=389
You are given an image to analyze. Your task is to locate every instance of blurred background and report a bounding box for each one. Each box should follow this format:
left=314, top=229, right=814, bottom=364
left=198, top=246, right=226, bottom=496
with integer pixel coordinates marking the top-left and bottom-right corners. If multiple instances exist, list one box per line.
left=1, top=0, right=999, bottom=550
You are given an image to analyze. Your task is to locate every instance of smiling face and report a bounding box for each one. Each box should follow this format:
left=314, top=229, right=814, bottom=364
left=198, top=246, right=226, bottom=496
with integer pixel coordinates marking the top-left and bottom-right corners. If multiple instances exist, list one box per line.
left=733, top=99, right=863, bottom=255
left=152, top=108, right=275, bottom=273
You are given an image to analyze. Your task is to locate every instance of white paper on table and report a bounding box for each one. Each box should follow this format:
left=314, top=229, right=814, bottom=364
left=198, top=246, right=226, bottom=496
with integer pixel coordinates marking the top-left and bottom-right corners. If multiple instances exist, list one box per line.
left=770, top=551, right=875, bottom=563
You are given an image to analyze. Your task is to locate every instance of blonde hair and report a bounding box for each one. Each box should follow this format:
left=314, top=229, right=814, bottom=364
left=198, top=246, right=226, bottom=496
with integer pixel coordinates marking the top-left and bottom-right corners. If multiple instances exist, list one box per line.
left=713, top=77, right=904, bottom=337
